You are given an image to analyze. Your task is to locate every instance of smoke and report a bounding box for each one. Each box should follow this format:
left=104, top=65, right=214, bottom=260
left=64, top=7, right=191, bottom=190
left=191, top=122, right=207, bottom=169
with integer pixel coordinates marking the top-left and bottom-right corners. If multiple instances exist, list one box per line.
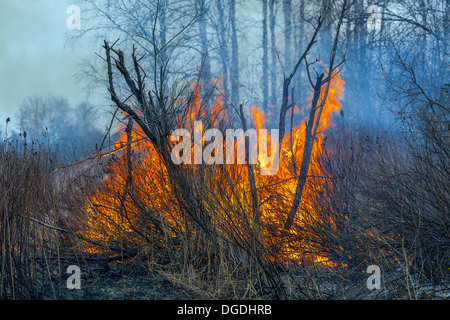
left=2, top=0, right=446, bottom=156
left=0, top=1, right=99, bottom=128
left=7, top=95, right=104, bottom=162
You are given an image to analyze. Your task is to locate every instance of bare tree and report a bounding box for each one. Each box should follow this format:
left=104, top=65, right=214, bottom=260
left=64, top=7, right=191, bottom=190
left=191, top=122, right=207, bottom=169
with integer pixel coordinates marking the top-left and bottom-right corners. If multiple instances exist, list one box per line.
left=277, top=15, right=324, bottom=146
left=262, top=0, right=269, bottom=110
left=283, top=0, right=293, bottom=71
left=284, top=0, right=348, bottom=230
left=269, top=0, right=278, bottom=107
left=230, top=0, right=240, bottom=107
left=197, top=0, right=212, bottom=88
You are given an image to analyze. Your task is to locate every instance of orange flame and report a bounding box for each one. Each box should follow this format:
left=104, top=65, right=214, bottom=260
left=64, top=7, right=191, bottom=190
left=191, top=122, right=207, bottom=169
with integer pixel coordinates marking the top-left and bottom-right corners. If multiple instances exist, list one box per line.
left=251, top=71, right=345, bottom=265
left=84, top=72, right=344, bottom=266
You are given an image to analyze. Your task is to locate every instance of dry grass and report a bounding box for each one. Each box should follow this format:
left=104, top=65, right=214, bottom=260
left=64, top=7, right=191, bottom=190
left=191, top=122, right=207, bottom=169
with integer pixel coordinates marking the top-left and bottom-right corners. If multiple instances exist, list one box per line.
left=0, top=133, right=102, bottom=299
left=2, top=110, right=448, bottom=300
left=320, top=114, right=449, bottom=299
left=1, top=80, right=447, bottom=300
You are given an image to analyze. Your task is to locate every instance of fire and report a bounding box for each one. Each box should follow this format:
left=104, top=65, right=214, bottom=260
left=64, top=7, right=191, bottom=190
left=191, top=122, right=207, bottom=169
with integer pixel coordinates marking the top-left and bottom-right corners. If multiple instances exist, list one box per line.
left=252, top=72, right=344, bottom=265
left=83, top=72, right=344, bottom=265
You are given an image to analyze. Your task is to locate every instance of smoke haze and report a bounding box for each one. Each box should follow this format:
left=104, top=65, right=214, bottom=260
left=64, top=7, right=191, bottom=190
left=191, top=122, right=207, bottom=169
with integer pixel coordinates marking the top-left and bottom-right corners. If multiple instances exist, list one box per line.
left=0, top=0, right=102, bottom=130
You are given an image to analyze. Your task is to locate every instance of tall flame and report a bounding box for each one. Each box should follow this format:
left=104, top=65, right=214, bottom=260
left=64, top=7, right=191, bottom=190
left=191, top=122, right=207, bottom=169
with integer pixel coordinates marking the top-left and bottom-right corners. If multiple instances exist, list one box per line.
left=84, top=72, right=344, bottom=265
left=252, top=72, right=345, bottom=265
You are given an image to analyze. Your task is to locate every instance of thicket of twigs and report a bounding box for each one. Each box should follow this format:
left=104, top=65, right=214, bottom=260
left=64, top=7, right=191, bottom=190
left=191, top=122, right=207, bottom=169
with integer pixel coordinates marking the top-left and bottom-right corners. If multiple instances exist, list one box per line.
left=1, top=1, right=448, bottom=299
left=322, top=113, right=449, bottom=299
left=1, top=79, right=448, bottom=299
left=0, top=134, right=102, bottom=299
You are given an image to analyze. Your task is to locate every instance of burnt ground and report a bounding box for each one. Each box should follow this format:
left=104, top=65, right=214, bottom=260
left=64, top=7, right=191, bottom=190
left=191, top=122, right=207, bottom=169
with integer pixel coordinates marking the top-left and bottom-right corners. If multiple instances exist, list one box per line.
left=40, top=261, right=191, bottom=300
left=35, top=258, right=450, bottom=300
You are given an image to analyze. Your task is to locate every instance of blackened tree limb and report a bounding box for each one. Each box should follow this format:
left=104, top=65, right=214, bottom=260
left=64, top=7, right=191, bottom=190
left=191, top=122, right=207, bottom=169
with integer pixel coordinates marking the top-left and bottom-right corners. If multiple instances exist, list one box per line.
left=239, top=104, right=260, bottom=230
left=284, top=0, right=348, bottom=230
left=104, top=40, right=158, bottom=147
left=278, top=15, right=324, bottom=146
left=284, top=74, right=323, bottom=230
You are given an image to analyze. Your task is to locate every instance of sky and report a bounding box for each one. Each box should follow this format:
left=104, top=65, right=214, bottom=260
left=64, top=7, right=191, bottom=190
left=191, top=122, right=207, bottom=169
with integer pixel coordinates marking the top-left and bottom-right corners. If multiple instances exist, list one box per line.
left=0, top=0, right=103, bottom=131
left=0, top=0, right=263, bottom=134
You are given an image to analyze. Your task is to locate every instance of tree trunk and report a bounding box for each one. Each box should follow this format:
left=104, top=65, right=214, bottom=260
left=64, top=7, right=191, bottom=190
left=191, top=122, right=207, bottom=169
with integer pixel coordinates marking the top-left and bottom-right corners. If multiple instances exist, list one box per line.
left=295, top=0, right=305, bottom=109
left=284, top=74, right=323, bottom=230
left=239, top=104, right=259, bottom=230
left=284, top=0, right=347, bottom=230
left=283, top=0, right=292, bottom=71
left=269, top=0, right=277, bottom=107
left=320, top=0, right=333, bottom=56
left=277, top=16, right=323, bottom=146
left=262, top=0, right=269, bottom=111
left=198, top=0, right=211, bottom=87
left=215, top=0, right=230, bottom=99
left=159, top=0, right=168, bottom=63
left=230, top=0, right=240, bottom=107
left=445, top=0, right=450, bottom=35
